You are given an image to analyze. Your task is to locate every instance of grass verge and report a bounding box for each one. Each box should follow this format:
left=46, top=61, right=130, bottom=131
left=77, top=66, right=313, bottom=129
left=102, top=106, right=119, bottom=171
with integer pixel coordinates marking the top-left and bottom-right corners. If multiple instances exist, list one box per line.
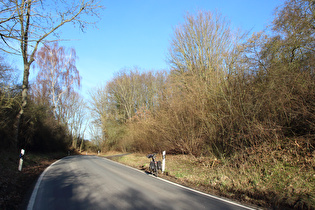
left=108, top=141, right=314, bottom=209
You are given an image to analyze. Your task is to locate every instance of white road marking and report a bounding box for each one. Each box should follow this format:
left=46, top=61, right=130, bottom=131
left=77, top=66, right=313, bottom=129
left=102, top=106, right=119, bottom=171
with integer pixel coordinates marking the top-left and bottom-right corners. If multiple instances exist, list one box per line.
left=27, top=155, right=259, bottom=210
left=27, top=158, right=63, bottom=210
left=103, top=156, right=258, bottom=210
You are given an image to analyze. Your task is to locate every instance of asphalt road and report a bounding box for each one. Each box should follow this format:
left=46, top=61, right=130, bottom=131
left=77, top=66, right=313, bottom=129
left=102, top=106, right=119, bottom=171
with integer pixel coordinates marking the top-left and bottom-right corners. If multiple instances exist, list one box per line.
left=27, top=155, right=255, bottom=210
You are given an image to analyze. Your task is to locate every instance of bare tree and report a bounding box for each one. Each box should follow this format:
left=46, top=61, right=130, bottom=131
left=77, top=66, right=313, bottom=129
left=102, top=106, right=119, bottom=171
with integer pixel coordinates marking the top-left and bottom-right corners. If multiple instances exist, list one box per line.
left=0, top=0, right=102, bottom=148
left=61, top=92, right=87, bottom=149
left=164, top=10, right=247, bottom=156
left=34, top=42, right=80, bottom=121
left=89, top=68, right=167, bottom=151
left=88, top=122, right=103, bottom=152
left=167, top=10, right=241, bottom=79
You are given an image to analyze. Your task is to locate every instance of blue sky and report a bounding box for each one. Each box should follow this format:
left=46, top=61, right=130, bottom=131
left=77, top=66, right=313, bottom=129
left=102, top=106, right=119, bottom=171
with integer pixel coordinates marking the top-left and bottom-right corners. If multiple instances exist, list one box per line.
left=56, top=0, right=283, bottom=99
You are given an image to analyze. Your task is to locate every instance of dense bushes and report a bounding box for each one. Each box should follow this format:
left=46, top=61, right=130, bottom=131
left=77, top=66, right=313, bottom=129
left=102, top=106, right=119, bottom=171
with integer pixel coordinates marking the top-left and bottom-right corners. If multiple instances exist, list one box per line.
left=0, top=93, right=72, bottom=152
left=19, top=103, right=71, bottom=152
left=0, top=55, right=72, bottom=153
left=90, top=0, right=314, bottom=158
left=0, top=56, right=20, bottom=149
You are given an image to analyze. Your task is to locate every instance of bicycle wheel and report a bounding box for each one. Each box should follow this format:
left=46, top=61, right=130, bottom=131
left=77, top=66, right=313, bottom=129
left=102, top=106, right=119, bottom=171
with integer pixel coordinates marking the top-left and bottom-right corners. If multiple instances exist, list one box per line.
left=154, top=163, right=158, bottom=177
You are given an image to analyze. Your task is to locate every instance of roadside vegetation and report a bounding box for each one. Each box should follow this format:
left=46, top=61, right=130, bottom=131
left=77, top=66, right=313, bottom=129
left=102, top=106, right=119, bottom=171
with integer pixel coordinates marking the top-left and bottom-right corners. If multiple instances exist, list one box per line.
left=0, top=36, right=91, bottom=210
left=111, top=143, right=314, bottom=209
left=90, top=0, right=314, bottom=209
left=0, top=1, right=100, bottom=209
left=0, top=0, right=313, bottom=209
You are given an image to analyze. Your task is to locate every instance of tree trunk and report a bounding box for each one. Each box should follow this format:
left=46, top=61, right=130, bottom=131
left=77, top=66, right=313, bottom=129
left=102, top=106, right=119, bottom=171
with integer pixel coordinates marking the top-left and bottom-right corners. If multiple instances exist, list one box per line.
left=80, top=137, right=84, bottom=153
left=14, top=63, right=30, bottom=149
left=72, top=137, right=77, bottom=149
left=13, top=0, right=32, bottom=150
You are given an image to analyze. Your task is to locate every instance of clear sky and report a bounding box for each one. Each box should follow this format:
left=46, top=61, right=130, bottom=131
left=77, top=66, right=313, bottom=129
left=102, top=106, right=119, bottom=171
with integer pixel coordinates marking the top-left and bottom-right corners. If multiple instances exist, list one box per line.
left=56, top=0, right=283, bottom=99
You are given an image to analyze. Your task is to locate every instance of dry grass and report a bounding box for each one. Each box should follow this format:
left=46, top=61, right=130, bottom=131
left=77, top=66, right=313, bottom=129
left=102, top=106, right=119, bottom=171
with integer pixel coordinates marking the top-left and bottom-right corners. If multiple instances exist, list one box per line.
left=107, top=141, right=315, bottom=210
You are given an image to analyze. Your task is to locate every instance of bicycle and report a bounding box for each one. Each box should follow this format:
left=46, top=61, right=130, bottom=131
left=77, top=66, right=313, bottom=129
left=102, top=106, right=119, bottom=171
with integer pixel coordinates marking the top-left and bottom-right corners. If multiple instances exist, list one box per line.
left=147, top=153, right=162, bottom=177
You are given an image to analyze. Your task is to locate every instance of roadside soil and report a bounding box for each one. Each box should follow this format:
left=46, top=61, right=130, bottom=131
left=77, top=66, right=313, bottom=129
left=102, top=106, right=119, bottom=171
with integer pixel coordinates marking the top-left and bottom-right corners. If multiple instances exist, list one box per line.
left=0, top=151, right=67, bottom=210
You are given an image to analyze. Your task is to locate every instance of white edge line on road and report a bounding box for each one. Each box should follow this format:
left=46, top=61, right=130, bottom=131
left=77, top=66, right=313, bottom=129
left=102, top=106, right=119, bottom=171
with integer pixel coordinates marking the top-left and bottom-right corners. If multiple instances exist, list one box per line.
left=26, top=158, right=63, bottom=210
left=155, top=175, right=257, bottom=210
left=102, top=156, right=258, bottom=210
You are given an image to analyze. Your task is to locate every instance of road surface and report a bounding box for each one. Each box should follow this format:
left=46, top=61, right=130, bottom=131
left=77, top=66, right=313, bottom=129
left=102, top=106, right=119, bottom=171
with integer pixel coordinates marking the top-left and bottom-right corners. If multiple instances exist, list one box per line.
left=27, top=155, right=255, bottom=210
